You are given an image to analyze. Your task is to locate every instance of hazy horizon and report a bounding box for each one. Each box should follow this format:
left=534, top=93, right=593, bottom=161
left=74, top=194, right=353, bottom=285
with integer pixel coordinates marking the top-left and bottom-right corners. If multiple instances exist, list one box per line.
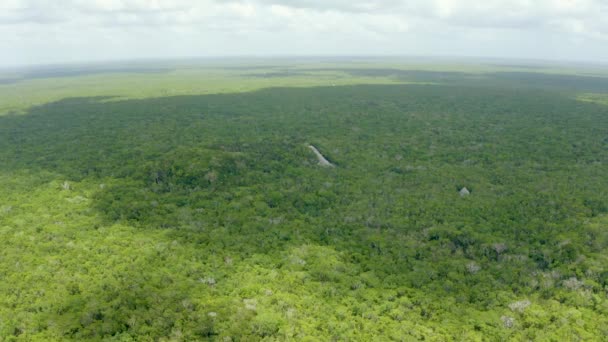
left=3, top=0, right=608, bottom=68
left=4, top=54, right=608, bottom=71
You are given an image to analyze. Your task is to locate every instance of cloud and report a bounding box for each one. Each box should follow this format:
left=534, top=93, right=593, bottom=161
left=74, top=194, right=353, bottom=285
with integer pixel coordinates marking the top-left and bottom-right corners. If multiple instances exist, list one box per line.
left=2, top=0, right=606, bottom=33
left=225, top=0, right=608, bottom=35
left=235, top=0, right=404, bottom=13
left=1, top=0, right=607, bottom=66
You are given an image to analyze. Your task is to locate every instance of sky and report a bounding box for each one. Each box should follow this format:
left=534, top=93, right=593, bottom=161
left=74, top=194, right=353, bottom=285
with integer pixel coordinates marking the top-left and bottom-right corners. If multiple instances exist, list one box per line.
left=1, top=0, right=608, bottom=67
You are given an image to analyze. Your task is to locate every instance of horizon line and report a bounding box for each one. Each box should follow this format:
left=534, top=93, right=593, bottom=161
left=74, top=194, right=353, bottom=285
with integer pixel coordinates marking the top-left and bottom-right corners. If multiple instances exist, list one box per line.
left=3, top=54, right=608, bottom=71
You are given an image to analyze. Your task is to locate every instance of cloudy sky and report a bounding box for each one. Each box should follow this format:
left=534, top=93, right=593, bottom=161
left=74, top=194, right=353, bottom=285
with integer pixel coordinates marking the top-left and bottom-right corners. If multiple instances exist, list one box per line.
left=2, top=0, right=608, bottom=66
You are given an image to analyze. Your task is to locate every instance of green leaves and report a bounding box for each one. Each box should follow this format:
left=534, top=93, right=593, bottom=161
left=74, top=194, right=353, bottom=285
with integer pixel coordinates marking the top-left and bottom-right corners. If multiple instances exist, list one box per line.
left=1, top=71, right=608, bottom=340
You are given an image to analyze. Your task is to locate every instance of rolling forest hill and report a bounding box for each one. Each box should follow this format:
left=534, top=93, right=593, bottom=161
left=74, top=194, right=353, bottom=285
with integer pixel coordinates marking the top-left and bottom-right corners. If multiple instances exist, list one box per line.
left=1, top=63, right=608, bottom=340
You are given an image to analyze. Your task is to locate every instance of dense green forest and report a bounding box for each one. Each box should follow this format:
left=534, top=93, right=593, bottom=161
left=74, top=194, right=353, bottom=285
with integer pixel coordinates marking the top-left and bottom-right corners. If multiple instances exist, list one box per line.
left=1, top=61, right=608, bottom=340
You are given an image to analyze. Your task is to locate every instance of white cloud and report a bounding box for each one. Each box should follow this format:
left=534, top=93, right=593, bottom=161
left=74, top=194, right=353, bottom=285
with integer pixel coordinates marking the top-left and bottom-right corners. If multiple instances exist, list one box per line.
left=0, top=0, right=607, bottom=66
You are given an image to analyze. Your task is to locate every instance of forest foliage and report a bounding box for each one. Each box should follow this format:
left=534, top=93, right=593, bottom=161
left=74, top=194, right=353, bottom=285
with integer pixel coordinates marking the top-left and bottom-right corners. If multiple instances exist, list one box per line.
left=1, top=62, right=608, bottom=340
